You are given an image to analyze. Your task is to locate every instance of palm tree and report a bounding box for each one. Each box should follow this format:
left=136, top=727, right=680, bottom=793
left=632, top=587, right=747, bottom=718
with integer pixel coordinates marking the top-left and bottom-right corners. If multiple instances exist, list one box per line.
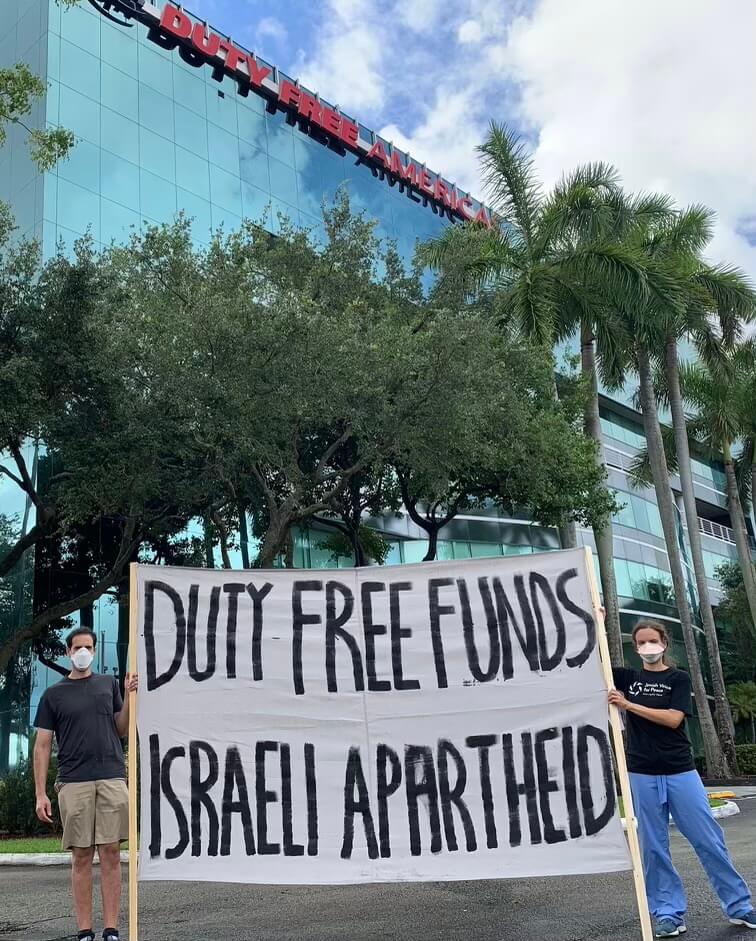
left=732, top=340, right=756, bottom=535
left=679, top=358, right=756, bottom=628
left=640, top=206, right=755, bottom=774
left=421, top=123, right=663, bottom=665
left=728, top=681, right=756, bottom=743
left=609, top=209, right=734, bottom=776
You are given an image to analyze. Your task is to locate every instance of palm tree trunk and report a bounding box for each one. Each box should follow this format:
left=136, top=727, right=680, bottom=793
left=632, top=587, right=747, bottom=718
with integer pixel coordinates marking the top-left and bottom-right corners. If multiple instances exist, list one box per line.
left=553, top=377, right=577, bottom=550
left=722, top=440, right=756, bottom=626
left=636, top=341, right=728, bottom=777
left=665, top=336, right=737, bottom=773
left=581, top=324, right=623, bottom=665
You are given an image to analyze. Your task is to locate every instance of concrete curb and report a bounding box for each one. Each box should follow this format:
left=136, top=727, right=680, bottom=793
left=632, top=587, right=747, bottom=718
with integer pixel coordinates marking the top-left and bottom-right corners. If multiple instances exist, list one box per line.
left=0, top=850, right=129, bottom=866
left=621, top=800, right=740, bottom=830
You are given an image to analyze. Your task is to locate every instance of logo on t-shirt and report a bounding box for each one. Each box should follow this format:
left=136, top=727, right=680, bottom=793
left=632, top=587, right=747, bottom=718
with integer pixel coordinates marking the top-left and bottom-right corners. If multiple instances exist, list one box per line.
left=629, top=679, right=671, bottom=699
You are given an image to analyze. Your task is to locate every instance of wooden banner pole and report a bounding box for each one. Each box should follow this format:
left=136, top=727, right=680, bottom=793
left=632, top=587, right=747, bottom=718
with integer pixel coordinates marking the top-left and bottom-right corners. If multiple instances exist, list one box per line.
left=584, top=547, right=653, bottom=941
left=128, top=562, right=139, bottom=941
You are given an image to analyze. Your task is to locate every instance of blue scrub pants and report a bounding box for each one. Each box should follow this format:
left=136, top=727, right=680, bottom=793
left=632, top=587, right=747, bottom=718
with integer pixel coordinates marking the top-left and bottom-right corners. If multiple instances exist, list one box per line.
left=629, top=770, right=751, bottom=925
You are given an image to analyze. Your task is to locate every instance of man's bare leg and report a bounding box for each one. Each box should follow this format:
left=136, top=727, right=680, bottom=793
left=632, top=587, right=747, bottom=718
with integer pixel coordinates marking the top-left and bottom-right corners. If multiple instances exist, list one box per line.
left=98, top=842, right=122, bottom=933
left=72, top=846, right=95, bottom=932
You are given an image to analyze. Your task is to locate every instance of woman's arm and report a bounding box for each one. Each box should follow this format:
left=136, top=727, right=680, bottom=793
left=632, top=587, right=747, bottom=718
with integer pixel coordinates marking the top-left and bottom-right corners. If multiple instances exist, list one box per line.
left=608, top=689, right=685, bottom=729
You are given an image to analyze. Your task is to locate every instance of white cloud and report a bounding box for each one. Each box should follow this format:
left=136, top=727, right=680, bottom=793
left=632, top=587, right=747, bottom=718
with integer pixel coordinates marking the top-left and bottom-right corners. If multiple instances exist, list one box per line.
left=276, top=0, right=756, bottom=287
left=458, top=20, right=483, bottom=43
left=500, top=0, right=756, bottom=277
left=379, top=89, right=488, bottom=195
left=394, top=0, right=442, bottom=32
left=255, top=16, right=287, bottom=46
left=292, top=0, right=387, bottom=113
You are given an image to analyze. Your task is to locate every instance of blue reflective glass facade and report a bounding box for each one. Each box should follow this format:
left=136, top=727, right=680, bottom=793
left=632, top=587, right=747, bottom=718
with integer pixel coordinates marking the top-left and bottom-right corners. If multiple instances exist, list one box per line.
left=2, top=0, right=455, bottom=264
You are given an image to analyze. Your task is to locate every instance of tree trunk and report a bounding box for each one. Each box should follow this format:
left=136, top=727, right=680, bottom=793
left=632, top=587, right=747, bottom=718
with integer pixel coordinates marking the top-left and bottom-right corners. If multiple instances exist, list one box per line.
left=423, top=526, right=440, bottom=562
left=665, top=336, right=737, bottom=773
left=636, top=341, right=728, bottom=777
left=558, top=522, right=577, bottom=549
left=581, top=324, right=623, bottom=665
left=284, top=530, right=295, bottom=569
left=202, top=513, right=215, bottom=569
left=350, top=528, right=368, bottom=567
left=211, top=511, right=232, bottom=569
left=0, top=709, right=11, bottom=775
left=722, top=440, right=756, bottom=628
left=256, top=510, right=291, bottom=568
left=238, top=505, right=250, bottom=569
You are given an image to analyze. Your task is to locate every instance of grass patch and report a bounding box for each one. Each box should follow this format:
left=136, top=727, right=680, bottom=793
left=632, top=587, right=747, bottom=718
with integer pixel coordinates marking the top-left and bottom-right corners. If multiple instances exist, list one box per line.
left=0, top=837, right=131, bottom=854
left=0, top=836, right=65, bottom=854
left=619, top=796, right=726, bottom=817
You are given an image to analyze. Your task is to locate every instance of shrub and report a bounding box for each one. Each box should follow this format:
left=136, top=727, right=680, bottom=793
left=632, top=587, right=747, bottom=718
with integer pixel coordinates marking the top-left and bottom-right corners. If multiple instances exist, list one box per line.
left=0, top=754, right=61, bottom=836
left=736, top=744, right=756, bottom=776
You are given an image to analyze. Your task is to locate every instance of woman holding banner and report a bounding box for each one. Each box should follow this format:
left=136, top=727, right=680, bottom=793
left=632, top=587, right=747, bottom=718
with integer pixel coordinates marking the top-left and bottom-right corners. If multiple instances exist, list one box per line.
left=609, top=619, right=755, bottom=939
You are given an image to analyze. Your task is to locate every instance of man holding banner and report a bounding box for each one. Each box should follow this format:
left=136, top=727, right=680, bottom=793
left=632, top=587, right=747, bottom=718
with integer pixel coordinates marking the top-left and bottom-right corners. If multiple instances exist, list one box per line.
left=127, top=547, right=654, bottom=939
left=33, top=627, right=139, bottom=941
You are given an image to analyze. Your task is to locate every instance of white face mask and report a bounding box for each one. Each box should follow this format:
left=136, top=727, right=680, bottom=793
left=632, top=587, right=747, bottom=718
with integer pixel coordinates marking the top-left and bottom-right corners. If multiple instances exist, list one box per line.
left=637, top=642, right=665, bottom=664
left=71, top=648, right=94, bottom=671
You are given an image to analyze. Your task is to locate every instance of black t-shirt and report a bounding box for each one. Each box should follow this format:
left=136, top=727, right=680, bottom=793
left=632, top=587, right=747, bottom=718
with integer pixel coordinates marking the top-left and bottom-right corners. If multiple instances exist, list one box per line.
left=613, top=666, right=695, bottom=775
left=33, top=673, right=126, bottom=784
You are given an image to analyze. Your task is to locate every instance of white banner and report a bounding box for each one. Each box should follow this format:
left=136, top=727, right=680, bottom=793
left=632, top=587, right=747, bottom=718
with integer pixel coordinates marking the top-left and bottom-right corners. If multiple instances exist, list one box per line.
left=135, top=548, right=630, bottom=884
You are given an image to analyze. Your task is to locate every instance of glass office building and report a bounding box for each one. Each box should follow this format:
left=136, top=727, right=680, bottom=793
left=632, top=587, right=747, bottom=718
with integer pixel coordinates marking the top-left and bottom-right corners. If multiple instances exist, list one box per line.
left=1, top=0, right=754, bottom=768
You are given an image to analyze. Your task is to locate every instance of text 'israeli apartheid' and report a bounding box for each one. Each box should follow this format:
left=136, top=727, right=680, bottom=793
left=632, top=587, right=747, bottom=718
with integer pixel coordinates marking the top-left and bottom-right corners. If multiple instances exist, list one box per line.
left=135, top=549, right=631, bottom=884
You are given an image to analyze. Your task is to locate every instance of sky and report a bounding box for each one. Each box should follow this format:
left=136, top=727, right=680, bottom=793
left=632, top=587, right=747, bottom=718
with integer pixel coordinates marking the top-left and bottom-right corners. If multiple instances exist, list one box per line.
left=186, top=0, right=756, bottom=282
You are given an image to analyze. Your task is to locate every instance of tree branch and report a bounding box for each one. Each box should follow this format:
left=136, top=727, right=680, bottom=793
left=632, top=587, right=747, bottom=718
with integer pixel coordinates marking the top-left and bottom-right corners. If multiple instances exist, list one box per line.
left=9, top=440, right=44, bottom=512
left=0, top=464, right=24, bottom=489
left=314, top=426, right=353, bottom=482
left=0, top=518, right=141, bottom=674
left=0, top=522, right=49, bottom=579
left=33, top=643, right=68, bottom=678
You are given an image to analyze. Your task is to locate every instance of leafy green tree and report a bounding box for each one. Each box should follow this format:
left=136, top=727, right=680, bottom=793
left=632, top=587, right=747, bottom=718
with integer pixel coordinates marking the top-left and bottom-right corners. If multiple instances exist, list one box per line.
left=0, top=63, right=73, bottom=173
left=728, top=682, right=756, bottom=743
left=717, top=560, right=756, bottom=685
left=0, top=232, right=209, bottom=674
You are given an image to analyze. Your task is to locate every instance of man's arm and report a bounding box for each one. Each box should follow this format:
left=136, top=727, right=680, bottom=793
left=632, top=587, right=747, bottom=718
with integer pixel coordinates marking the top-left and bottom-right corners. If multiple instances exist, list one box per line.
left=34, top=730, right=54, bottom=824
left=114, top=672, right=138, bottom=737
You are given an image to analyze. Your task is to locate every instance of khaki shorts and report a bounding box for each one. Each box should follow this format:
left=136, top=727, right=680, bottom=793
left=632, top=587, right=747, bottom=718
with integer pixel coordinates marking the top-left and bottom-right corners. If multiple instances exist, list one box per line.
left=58, top=779, right=129, bottom=850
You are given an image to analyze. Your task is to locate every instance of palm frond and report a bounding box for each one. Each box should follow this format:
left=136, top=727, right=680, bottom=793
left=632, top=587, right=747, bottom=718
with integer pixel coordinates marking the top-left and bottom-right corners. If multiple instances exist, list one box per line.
left=647, top=204, right=715, bottom=261
left=594, top=310, right=633, bottom=390
left=563, top=242, right=652, bottom=309
left=477, top=123, right=543, bottom=247
left=506, top=263, right=557, bottom=345
left=627, top=424, right=679, bottom=489
left=693, top=264, right=756, bottom=343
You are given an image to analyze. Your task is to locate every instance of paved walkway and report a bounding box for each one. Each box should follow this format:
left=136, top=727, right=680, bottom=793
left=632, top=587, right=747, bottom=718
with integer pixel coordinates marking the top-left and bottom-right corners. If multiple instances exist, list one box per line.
left=1, top=799, right=755, bottom=941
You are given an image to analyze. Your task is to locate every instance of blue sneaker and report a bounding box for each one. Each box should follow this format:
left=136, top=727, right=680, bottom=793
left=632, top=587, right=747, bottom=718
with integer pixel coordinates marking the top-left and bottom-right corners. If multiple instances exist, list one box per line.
left=729, top=910, right=756, bottom=929
left=655, top=920, right=681, bottom=938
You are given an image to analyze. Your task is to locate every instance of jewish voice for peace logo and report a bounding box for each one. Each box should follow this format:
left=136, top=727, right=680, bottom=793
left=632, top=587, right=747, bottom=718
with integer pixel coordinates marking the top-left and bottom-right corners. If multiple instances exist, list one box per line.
left=86, top=0, right=146, bottom=26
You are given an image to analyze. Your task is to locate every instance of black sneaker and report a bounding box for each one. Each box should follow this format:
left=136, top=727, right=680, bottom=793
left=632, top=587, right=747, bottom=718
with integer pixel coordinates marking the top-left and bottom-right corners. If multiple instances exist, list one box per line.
left=78, top=932, right=95, bottom=941
left=102, top=931, right=120, bottom=941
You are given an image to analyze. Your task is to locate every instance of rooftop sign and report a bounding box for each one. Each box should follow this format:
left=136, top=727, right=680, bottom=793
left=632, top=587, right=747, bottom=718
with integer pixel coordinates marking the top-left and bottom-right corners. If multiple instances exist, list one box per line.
left=88, top=1, right=493, bottom=228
